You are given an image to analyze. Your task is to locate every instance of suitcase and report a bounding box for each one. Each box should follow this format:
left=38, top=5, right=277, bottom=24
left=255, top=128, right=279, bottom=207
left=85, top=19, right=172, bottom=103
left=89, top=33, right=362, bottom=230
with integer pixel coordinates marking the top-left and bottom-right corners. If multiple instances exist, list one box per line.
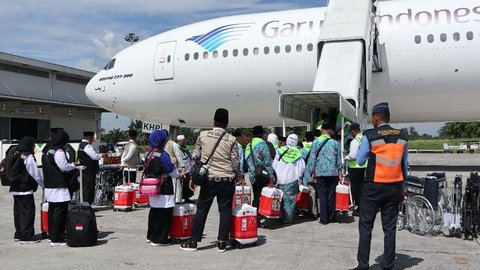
left=132, top=183, right=149, bottom=207
left=335, top=183, right=351, bottom=212
left=232, top=185, right=251, bottom=208
left=170, top=203, right=196, bottom=240
left=296, top=185, right=310, bottom=211
left=230, top=203, right=257, bottom=248
left=114, top=184, right=134, bottom=211
left=259, top=186, right=283, bottom=218
left=40, top=198, right=49, bottom=239
left=66, top=166, right=98, bottom=247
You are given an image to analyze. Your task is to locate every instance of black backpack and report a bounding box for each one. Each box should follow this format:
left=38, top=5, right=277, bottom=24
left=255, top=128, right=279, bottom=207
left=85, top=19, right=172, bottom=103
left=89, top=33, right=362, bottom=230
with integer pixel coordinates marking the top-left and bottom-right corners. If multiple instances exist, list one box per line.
left=0, top=146, right=20, bottom=186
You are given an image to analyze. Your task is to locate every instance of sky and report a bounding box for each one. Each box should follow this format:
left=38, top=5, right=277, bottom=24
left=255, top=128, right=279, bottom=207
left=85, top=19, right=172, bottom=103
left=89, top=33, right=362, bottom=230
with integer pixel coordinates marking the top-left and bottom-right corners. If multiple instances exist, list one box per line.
left=0, top=0, right=444, bottom=135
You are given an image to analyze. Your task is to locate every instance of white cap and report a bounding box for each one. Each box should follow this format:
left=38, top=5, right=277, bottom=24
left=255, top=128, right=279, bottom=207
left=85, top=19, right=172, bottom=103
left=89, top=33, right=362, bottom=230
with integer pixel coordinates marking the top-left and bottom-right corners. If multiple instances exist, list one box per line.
left=177, top=135, right=185, bottom=141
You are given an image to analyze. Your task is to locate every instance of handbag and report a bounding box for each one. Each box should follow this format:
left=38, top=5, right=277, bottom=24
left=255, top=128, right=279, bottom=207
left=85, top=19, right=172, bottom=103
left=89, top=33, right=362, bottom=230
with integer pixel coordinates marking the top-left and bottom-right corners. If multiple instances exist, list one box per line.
left=191, top=132, right=226, bottom=186
left=249, top=144, right=270, bottom=186
left=139, top=149, right=164, bottom=196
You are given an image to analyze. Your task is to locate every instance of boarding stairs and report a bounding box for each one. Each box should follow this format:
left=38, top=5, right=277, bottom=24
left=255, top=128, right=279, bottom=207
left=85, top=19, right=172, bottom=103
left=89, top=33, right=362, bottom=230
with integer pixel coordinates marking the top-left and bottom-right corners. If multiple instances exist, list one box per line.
left=280, top=0, right=382, bottom=148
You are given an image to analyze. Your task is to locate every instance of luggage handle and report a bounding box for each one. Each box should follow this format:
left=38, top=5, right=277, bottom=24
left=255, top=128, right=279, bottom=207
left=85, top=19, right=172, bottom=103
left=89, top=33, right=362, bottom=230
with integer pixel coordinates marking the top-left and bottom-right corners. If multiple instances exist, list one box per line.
left=77, top=165, right=86, bottom=203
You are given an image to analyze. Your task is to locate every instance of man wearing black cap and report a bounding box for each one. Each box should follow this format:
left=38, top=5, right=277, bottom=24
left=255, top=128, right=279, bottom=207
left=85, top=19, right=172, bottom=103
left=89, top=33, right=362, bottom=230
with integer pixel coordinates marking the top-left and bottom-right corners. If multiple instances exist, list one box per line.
left=351, top=102, right=409, bottom=270
left=344, top=123, right=367, bottom=216
left=181, top=108, right=243, bottom=253
left=245, top=125, right=275, bottom=211
left=78, top=131, right=106, bottom=205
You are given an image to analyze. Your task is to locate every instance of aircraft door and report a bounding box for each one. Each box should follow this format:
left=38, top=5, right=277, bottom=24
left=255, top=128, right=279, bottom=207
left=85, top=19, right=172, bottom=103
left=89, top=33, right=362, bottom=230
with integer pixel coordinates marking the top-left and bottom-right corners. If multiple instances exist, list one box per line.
left=154, top=41, right=176, bottom=80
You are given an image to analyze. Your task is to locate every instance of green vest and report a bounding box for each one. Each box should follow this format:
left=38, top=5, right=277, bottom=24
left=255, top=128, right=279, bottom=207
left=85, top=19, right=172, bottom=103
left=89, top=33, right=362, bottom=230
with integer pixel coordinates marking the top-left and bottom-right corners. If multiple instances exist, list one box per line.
left=245, top=137, right=263, bottom=158
left=277, top=146, right=303, bottom=163
left=347, top=134, right=368, bottom=169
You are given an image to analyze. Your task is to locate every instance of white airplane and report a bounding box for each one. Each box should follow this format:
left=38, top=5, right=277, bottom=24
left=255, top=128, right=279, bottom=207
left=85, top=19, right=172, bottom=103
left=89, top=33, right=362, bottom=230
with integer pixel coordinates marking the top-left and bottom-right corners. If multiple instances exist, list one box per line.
left=86, top=0, right=480, bottom=128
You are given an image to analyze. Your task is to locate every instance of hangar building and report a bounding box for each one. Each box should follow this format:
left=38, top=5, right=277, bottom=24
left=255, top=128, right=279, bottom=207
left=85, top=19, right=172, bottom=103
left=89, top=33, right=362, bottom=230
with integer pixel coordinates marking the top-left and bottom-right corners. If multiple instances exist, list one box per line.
left=0, top=52, right=104, bottom=141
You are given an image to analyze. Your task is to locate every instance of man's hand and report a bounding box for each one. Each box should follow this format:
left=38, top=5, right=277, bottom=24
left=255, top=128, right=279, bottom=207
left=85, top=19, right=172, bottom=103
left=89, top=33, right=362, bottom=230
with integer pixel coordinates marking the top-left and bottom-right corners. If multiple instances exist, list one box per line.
left=236, top=176, right=245, bottom=186
left=189, top=179, right=196, bottom=192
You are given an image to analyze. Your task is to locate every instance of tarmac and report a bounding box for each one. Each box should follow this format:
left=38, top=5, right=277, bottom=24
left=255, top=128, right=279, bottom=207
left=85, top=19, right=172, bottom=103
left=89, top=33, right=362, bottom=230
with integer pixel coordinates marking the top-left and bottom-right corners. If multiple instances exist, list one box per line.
left=1, top=153, right=480, bottom=270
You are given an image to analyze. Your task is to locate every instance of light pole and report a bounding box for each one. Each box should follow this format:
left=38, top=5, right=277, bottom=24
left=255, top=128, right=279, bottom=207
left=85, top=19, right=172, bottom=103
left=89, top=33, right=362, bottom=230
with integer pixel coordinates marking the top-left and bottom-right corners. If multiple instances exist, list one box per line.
left=124, top=32, right=139, bottom=45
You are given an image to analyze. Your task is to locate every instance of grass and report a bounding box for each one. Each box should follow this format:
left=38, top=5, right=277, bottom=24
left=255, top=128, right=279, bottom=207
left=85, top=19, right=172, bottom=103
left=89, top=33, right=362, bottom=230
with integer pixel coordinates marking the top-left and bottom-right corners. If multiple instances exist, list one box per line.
left=409, top=138, right=480, bottom=151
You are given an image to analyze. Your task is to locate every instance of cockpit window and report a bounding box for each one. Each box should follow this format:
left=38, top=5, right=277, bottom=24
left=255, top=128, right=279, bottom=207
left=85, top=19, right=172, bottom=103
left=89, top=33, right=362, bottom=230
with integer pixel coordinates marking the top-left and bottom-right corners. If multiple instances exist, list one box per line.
left=104, top=59, right=116, bottom=70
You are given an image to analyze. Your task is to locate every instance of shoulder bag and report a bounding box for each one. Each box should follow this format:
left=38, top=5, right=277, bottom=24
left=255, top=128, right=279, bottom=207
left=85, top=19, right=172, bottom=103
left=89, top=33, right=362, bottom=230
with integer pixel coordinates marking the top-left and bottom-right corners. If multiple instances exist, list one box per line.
left=191, top=132, right=226, bottom=186
left=250, top=143, right=271, bottom=186
left=139, top=148, right=164, bottom=196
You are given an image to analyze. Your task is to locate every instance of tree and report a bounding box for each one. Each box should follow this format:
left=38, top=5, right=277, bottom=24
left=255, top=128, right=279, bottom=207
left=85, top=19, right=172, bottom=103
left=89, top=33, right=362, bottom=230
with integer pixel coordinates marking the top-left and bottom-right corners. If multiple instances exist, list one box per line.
left=439, top=122, right=480, bottom=138
left=102, top=128, right=128, bottom=144
left=128, top=119, right=148, bottom=146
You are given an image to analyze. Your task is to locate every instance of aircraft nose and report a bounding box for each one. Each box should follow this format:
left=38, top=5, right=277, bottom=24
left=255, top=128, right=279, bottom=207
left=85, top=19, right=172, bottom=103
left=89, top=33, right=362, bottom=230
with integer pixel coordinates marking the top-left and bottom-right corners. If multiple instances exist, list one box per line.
left=85, top=74, right=107, bottom=108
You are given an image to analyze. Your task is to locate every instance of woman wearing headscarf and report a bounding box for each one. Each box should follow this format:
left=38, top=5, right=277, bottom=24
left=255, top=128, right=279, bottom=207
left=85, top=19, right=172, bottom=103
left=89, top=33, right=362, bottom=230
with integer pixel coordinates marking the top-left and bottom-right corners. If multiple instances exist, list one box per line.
left=42, top=129, right=77, bottom=247
left=145, top=130, right=179, bottom=246
left=272, top=134, right=305, bottom=224
left=9, top=136, right=44, bottom=244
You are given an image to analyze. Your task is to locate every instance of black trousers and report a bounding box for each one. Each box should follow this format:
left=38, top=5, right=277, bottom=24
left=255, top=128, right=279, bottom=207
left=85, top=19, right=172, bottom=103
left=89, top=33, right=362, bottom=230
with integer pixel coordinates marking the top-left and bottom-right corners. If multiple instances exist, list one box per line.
left=191, top=181, right=235, bottom=242
left=252, top=179, right=268, bottom=209
left=357, top=182, right=402, bottom=270
left=48, top=201, right=69, bottom=243
left=182, top=173, right=194, bottom=200
left=13, top=194, right=36, bottom=241
left=123, top=170, right=137, bottom=183
left=349, top=168, right=366, bottom=207
left=316, top=176, right=338, bottom=223
left=147, top=207, right=173, bottom=244
left=82, top=172, right=97, bottom=205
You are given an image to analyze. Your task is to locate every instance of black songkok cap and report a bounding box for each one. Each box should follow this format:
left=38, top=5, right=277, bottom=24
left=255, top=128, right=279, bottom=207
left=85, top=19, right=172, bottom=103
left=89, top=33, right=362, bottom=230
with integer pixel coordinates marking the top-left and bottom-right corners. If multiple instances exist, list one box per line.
left=83, top=131, right=95, bottom=137
left=232, top=129, right=242, bottom=137
left=321, top=123, right=331, bottom=130
left=214, top=108, right=229, bottom=125
left=128, top=130, right=137, bottom=137
left=252, top=126, right=265, bottom=136
left=278, top=136, right=286, bottom=142
left=372, top=102, right=390, bottom=114
left=350, top=123, right=360, bottom=131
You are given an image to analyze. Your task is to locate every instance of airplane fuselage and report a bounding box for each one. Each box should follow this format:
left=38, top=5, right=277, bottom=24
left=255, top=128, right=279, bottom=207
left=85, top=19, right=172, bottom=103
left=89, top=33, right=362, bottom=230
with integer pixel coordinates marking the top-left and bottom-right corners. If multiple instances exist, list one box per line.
left=86, top=0, right=480, bottom=127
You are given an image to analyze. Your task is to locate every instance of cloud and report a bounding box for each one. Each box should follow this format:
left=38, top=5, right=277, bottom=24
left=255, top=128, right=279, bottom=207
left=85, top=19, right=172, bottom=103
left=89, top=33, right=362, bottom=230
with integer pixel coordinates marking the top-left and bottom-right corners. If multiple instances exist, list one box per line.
left=92, top=31, right=125, bottom=60
left=75, top=58, right=99, bottom=73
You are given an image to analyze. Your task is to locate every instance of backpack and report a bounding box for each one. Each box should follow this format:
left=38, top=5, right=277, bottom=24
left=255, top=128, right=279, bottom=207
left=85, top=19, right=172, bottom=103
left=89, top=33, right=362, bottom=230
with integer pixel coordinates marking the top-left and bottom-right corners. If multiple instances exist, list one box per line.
left=0, top=146, right=20, bottom=186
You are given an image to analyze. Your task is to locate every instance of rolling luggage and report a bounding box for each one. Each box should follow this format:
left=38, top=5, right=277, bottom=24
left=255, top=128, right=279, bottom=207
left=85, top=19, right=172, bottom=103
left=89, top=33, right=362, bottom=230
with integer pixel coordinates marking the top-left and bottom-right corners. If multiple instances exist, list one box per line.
left=259, top=185, right=283, bottom=219
left=40, top=194, right=49, bottom=239
left=232, top=184, right=251, bottom=208
left=66, top=166, right=98, bottom=247
left=335, top=182, right=351, bottom=212
left=230, top=203, right=257, bottom=248
left=170, top=203, right=196, bottom=241
left=114, top=183, right=134, bottom=211
left=296, top=185, right=310, bottom=211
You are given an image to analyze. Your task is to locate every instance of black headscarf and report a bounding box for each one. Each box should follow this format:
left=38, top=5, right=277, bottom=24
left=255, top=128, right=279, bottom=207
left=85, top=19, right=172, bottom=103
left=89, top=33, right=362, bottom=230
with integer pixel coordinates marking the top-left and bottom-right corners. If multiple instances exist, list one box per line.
left=17, top=136, right=36, bottom=154
left=43, top=130, right=70, bottom=153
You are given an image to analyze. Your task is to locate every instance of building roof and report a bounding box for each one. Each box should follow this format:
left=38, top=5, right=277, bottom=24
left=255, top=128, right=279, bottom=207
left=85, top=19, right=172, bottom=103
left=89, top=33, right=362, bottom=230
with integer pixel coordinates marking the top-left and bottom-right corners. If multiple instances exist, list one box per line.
left=0, top=52, right=102, bottom=109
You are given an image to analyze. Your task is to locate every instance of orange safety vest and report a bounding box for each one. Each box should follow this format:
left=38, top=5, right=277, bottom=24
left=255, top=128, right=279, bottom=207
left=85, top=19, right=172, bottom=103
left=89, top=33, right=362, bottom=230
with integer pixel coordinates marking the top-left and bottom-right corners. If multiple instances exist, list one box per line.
left=364, top=125, right=408, bottom=184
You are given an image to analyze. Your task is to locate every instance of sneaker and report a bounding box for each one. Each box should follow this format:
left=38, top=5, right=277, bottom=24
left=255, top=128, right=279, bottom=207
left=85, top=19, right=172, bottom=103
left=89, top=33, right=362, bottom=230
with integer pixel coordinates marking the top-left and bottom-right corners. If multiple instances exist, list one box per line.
left=352, top=210, right=360, bottom=217
left=146, top=239, right=151, bottom=243
left=14, top=239, right=20, bottom=242
left=20, top=239, right=40, bottom=244
left=151, top=241, right=172, bottom=247
left=217, top=241, right=227, bottom=253
left=179, top=240, right=197, bottom=251
left=50, top=242, right=67, bottom=247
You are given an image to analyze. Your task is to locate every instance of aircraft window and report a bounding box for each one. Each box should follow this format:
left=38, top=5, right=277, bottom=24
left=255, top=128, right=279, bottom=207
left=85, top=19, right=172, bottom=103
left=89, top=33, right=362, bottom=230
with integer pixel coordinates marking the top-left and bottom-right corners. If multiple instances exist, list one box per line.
left=167, top=56, right=171, bottom=63
left=233, top=49, right=238, bottom=57
left=243, top=48, right=249, bottom=56
left=307, top=43, right=314, bottom=51
left=223, top=50, right=228, bottom=58
left=264, top=47, right=270, bottom=54
left=466, top=31, right=474, bottom=40
left=440, top=33, right=447, bottom=42
left=296, top=44, right=302, bottom=52
left=427, top=34, right=434, bottom=43
left=213, top=51, right=219, bottom=58
left=185, top=53, right=190, bottom=61
left=274, top=46, right=280, bottom=54
left=203, top=52, right=208, bottom=59
left=414, top=35, right=421, bottom=44
left=453, top=32, right=460, bottom=41
left=285, top=45, right=291, bottom=53
left=253, top=47, right=259, bottom=55
left=105, top=59, right=116, bottom=70
left=193, top=52, right=199, bottom=60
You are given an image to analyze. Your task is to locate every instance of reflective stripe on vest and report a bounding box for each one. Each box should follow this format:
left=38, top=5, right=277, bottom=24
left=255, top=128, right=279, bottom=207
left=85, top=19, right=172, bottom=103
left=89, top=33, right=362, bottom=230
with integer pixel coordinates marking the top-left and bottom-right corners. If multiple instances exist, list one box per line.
left=370, top=138, right=406, bottom=183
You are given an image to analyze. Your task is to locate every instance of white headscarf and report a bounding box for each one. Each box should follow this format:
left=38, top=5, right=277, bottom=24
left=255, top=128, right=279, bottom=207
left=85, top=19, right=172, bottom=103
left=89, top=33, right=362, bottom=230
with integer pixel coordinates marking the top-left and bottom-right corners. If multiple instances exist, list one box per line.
left=267, top=133, right=278, bottom=145
left=286, top=134, right=298, bottom=148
